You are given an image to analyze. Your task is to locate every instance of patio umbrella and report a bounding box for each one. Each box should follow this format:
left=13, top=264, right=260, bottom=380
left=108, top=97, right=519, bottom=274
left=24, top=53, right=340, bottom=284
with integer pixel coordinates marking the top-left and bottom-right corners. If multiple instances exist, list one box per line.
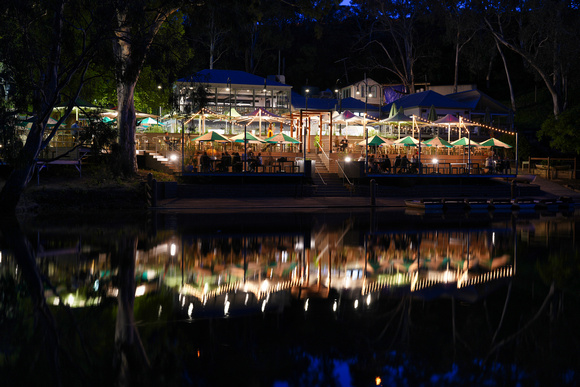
left=422, top=136, right=453, bottom=148
left=230, top=132, right=266, bottom=143
left=393, top=135, right=419, bottom=146
left=357, top=135, right=394, bottom=147
left=265, top=133, right=301, bottom=144
left=427, top=105, right=438, bottom=122
left=192, top=131, right=231, bottom=142
left=380, top=111, right=413, bottom=139
left=434, top=114, right=463, bottom=142
left=332, top=110, right=364, bottom=125
left=479, top=138, right=512, bottom=148
left=140, top=117, right=160, bottom=126
left=236, top=108, right=286, bottom=135
left=17, top=116, right=58, bottom=127
left=388, top=103, right=398, bottom=118
left=451, top=137, right=480, bottom=147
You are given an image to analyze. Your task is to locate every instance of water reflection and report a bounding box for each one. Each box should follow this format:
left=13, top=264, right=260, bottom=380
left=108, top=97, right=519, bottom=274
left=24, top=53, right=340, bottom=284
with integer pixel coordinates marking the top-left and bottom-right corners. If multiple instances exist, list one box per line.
left=2, top=208, right=579, bottom=385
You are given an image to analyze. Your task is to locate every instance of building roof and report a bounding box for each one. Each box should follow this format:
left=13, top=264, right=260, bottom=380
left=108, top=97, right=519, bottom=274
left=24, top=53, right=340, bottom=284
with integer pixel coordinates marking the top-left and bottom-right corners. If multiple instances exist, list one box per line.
left=446, top=89, right=511, bottom=114
left=291, top=92, right=378, bottom=112
left=381, top=90, right=470, bottom=113
left=178, top=69, right=291, bottom=89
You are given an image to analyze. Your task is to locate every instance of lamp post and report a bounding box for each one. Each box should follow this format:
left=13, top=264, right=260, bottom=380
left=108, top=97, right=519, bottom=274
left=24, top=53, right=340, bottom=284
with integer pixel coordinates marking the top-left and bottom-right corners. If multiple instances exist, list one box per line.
left=363, top=74, right=372, bottom=174
left=226, top=78, right=231, bottom=134
left=262, top=80, right=267, bottom=135
left=305, top=89, right=309, bottom=154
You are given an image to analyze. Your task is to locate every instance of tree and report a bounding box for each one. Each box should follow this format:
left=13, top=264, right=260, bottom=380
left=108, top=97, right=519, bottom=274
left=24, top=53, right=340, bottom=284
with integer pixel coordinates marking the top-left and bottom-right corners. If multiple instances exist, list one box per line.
left=0, top=0, right=112, bottom=215
left=351, top=0, right=432, bottom=93
left=435, top=0, right=481, bottom=93
left=485, top=0, right=580, bottom=117
left=112, top=1, right=182, bottom=176
left=538, top=105, right=580, bottom=155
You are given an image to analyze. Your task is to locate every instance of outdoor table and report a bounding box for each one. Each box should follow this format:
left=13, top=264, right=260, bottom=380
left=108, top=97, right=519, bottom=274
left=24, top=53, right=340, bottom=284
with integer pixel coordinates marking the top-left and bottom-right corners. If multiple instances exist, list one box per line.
left=467, top=162, right=480, bottom=174
left=423, top=163, right=439, bottom=174
left=437, top=162, right=451, bottom=174
left=270, top=160, right=295, bottom=173
left=450, top=162, right=467, bottom=174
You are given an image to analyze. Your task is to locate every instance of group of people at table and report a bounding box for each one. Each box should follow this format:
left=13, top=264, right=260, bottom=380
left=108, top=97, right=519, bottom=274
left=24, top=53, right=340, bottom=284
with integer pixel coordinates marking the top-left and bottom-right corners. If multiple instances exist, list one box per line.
left=189, top=150, right=265, bottom=173
left=363, top=153, right=510, bottom=174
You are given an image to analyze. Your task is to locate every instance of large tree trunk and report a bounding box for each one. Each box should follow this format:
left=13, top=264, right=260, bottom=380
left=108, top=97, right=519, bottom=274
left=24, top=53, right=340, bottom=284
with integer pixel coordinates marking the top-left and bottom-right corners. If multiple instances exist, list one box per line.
left=113, top=235, right=150, bottom=386
left=0, top=216, right=61, bottom=385
left=0, top=0, right=67, bottom=215
left=112, top=5, right=178, bottom=176
left=117, top=81, right=138, bottom=176
left=0, top=124, right=44, bottom=214
left=494, top=38, right=516, bottom=113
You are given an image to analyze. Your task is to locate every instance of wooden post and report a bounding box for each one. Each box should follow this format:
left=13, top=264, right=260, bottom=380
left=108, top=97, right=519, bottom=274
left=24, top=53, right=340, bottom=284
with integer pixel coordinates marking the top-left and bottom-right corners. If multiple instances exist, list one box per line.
left=329, top=111, right=333, bottom=154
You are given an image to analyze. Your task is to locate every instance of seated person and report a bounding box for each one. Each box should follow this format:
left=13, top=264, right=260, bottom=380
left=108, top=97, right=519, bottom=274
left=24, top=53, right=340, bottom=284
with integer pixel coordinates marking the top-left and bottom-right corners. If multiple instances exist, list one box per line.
left=221, top=151, right=232, bottom=172
left=200, top=151, right=211, bottom=172
left=381, top=156, right=392, bottom=173
left=232, top=152, right=242, bottom=172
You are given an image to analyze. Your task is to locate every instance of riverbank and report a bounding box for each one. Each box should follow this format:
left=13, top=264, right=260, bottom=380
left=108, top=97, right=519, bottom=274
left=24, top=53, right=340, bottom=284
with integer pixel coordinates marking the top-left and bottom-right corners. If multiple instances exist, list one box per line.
left=6, top=170, right=580, bottom=215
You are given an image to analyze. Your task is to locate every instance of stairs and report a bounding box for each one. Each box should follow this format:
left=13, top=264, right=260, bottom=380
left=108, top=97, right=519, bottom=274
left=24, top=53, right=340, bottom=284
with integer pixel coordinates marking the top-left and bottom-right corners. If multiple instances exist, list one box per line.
left=139, top=150, right=180, bottom=173
left=309, top=153, right=355, bottom=197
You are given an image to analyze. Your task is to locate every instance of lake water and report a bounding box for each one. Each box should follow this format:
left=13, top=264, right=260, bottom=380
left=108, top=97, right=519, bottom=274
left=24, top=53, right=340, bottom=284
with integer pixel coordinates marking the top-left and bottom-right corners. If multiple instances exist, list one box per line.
left=2, top=206, right=579, bottom=386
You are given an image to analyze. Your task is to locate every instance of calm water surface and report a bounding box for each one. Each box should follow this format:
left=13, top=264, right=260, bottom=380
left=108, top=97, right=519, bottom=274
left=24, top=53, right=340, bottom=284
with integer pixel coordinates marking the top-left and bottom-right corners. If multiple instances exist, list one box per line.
left=1, top=207, right=579, bottom=386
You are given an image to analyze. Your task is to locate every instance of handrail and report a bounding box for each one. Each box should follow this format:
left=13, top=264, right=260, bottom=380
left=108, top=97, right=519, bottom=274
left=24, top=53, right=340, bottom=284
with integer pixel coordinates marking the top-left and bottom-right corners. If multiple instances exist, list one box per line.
left=319, top=145, right=354, bottom=188
left=314, top=145, right=327, bottom=185
left=317, top=144, right=355, bottom=187
left=334, top=158, right=354, bottom=187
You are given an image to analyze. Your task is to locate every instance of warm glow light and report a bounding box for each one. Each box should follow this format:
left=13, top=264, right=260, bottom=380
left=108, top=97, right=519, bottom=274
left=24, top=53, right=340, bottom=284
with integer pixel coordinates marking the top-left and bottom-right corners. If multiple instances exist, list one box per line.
left=366, top=294, right=371, bottom=305
left=333, top=300, right=338, bottom=312
left=345, top=157, right=351, bottom=162
left=260, top=280, right=269, bottom=292
left=375, top=376, right=382, bottom=385
left=304, top=298, right=309, bottom=312
left=432, top=158, right=438, bottom=164
left=135, top=285, right=146, bottom=297
left=354, top=299, right=359, bottom=309
left=170, top=154, right=178, bottom=162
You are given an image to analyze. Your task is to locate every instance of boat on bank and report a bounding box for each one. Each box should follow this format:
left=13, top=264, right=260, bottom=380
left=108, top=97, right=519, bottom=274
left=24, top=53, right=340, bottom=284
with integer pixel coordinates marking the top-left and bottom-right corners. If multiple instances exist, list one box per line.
left=535, top=196, right=575, bottom=211
left=442, top=198, right=469, bottom=211
left=488, top=198, right=515, bottom=211
left=465, top=198, right=491, bottom=211
left=405, top=198, right=444, bottom=210
left=512, top=197, right=538, bottom=210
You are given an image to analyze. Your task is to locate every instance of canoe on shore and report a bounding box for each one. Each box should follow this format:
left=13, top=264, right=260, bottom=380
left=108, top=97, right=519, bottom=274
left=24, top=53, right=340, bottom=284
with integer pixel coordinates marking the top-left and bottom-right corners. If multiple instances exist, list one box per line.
left=535, top=196, right=575, bottom=210
left=488, top=198, right=515, bottom=210
left=405, top=198, right=444, bottom=210
left=465, top=198, right=491, bottom=211
left=512, top=197, right=538, bottom=210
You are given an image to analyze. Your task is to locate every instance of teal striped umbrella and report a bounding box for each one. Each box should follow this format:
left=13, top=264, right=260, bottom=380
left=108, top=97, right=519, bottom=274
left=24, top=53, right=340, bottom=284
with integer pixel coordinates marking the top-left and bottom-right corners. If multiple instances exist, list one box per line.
left=192, top=131, right=231, bottom=142
left=422, top=136, right=453, bottom=148
left=451, top=137, right=480, bottom=147
left=230, top=132, right=266, bottom=143
left=265, top=133, right=301, bottom=144
left=393, top=135, right=419, bottom=147
left=479, top=138, right=512, bottom=148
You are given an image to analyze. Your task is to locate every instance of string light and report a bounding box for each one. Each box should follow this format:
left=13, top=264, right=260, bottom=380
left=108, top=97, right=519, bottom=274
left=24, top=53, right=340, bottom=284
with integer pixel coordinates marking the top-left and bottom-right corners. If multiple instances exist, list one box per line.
left=410, top=114, right=515, bottom=136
